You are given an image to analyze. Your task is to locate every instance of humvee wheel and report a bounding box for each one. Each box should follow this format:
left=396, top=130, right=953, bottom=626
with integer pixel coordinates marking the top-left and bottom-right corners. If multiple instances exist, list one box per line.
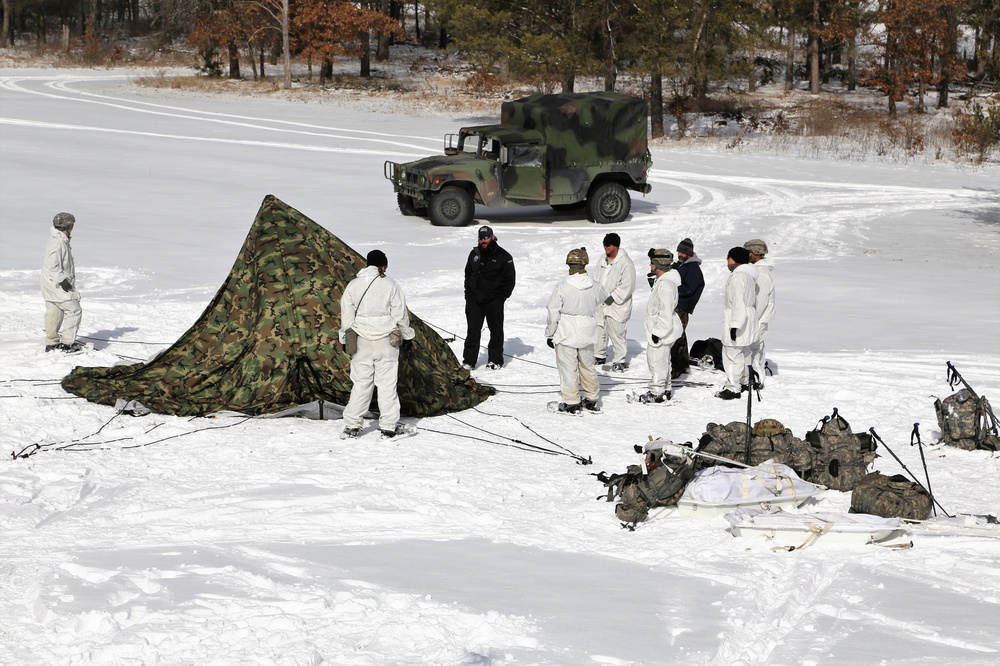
left=397, top=193, right=422, bottom=216
left=588, top=182, right=631, bottom=224
left=429, top=186, right=474, bottom=227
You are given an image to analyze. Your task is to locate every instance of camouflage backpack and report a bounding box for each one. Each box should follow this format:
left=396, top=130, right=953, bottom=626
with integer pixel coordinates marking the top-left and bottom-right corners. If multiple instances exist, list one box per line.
left=598, top=445, right=696, bottom=525
left=804, top=410, right=877, bottom=492
left=850, top=472, right=932, bottom=520
left=697, top=419, right=812, bottom=474
left=934, top=389, right=1000, bottom=452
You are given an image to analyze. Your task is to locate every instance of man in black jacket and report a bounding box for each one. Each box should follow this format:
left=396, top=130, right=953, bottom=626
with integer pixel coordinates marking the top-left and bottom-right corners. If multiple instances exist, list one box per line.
left=670, top=237, right=705, bottom=377
left=463, top=225, right=516, bottom=369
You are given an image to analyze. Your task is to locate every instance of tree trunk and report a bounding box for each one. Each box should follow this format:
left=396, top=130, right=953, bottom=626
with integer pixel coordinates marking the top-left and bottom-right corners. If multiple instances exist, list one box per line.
left=376, top=0, right=390, bottom=61
left=3, top=0, right=12, bottom=47
left=228, top=41, right=240, bottom=79
left=847, top=35, right=857, bottom=91
left=360, top=30, right=371, bottom=77
left=650, top=72, right=664, bottom=139
left=562, top=73, right=575, bottom=93
left=281, top=0, right=291, bottom=89
left=785, top=26, right=795, bottom=91
left=748, top=40, right=756, bottom=93
left=322, top=57, right=333, bottom=81
left=809, top=0, right=820, bottom=93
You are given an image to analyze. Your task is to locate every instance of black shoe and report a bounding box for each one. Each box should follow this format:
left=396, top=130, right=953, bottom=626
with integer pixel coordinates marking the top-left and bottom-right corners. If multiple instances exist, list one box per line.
left=558, top=402, right=582, bottom=414
left=740, top=384, right=749, bottom=392
left=716, top=389, right=742, bottom=400
left=341, top=427, right=361, bottom=439
left=380, top=424, right=406, bottom=438
left=638, top=391, right=668, bottom=404
left=611, top=362, right=628, bottom=373
left=485, top=362, right=503, bottom=370
left=582, top=398, right=600, bottom=412
left=45, top=344, right=59, bottom=352
left=58, top=342, right=85, bottom=352
left=594, top=357, right=607, bottom=365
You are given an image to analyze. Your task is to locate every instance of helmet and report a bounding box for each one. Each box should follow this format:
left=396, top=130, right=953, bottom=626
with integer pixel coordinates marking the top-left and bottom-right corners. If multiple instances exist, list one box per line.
left=52, top=212, right=76, bottom=230
left=647, top=247, right=673, bottom=270
left=744, top=239, right=768, bottom=256
left=566, top=247, right=589, bottom=266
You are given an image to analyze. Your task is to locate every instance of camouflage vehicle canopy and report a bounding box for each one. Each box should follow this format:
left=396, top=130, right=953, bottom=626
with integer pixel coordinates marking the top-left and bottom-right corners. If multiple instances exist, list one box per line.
left=61, top=195, right=494, bottom=417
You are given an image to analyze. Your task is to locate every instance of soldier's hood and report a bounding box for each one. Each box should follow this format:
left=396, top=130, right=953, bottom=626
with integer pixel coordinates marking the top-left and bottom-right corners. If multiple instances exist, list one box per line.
left=566, top=272, right=596, bottom=289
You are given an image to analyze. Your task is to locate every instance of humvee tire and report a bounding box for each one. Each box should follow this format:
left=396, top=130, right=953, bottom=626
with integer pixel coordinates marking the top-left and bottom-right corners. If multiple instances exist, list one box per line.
left=398, top=193, right=424, bottom=217
left=429, top=186, right=475, bottom=227
left=588, top=182, right=631, bottom=224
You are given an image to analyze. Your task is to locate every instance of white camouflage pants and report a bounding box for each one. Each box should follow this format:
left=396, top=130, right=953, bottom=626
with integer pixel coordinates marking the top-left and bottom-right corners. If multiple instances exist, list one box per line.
left=646, top=341, right=671, bottom=397
left=748, top=323, right=768, bottom=387
left=555, top=343, right=600, bottom=405
left=45, top=300, right=82, bottom=346
left=723, top=344, right=752, bottom=392
left=595, top=316, right=628, bottom=364
left=342, top=335, right=401, bottom=431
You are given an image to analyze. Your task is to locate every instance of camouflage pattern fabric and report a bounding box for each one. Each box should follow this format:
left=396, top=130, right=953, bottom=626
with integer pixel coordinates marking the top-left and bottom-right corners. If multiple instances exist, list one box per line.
left=850, top=472, right=932, bottom=520
left=934, top=389, right=1000, bottom=451
left=697, top=421, right=813, bottom=476
left=62, top=195, right=494, bottom=417
left=601, top=449, right=696, bottom=524
left=804, top=413, right=877, bottom=492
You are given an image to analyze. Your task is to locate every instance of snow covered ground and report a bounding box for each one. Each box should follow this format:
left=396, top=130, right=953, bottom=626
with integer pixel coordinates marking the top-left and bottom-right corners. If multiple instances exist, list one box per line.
left=1, top=69, right=999, bottom=665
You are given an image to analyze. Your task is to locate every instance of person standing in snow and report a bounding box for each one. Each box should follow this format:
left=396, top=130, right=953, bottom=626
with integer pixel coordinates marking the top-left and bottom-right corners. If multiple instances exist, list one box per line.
left=339, top=250, right=415, bottom=439
left=545, top=247, right=609, bottom=414
left=640, top=248, right=685, bottom=403
left=41, top=212, right=83, bottom=353
left=463, top=225, right=516, bottom=370
left=669, top=237, right=705, bottom=378
left=744, top=239, right=775, bottom=389
left=594, top=232, right=636, bottom=372
left=717, top=246, right=759, bottom=400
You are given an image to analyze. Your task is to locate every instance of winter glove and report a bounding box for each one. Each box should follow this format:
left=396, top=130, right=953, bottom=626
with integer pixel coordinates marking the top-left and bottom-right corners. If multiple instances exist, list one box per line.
left=651, top=334, right=660, bottom=344
left=58, top=278, right=73, bottom=292
left=730, top=327, right=737, bottom=342
left=603, top=295, right=614, bottom=306
left=402, top=338, right=414, bottom=352
left=546, top=338, right=554, bottom=349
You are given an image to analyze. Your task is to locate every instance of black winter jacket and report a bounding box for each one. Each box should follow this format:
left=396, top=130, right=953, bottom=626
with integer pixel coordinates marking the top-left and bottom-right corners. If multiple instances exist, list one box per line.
left=465, top=241, right=516, bottom=304
left=674, top=255, right=705, bottom=314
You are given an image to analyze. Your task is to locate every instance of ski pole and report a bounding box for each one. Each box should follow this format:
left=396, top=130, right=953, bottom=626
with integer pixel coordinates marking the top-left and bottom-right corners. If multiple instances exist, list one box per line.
left=870, top=427, right=952, bottom=517
left=911, top=423, right=938, bottom=517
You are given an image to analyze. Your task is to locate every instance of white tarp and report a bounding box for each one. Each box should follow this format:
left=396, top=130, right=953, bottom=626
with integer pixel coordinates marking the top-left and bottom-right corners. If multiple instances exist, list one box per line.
left=680, top=462, right=818, bottom=505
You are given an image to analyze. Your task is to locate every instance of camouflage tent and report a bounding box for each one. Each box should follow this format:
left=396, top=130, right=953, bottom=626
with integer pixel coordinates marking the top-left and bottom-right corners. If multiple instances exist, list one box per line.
left=62, top=195, right=494, bottom=417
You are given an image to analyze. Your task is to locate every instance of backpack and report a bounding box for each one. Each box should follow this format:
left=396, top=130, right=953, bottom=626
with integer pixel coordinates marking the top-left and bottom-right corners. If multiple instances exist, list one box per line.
left=697, top=419, right=813, bottom=475
left=934, top=389, right=1000, bottom=452
left=804, top=410, right=877, bottom=492
left=850, top=472, right=932, bottom=520
left=690, top=338, right=724, bottom=370
left=598, top=444, right=696, bottom=525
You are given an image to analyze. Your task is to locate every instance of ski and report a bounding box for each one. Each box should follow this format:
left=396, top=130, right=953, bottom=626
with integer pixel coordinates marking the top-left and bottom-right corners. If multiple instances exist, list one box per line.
left=626, top=390, right=672, bottom=405
left=381, top=424, right=418, bottom=440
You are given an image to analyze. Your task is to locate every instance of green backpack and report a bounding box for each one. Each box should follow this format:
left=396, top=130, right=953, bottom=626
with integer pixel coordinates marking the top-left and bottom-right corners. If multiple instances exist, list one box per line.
left=597, top=444, right=696, bottom=526
left=934, top=389, right=1000, bottom=451
left=850, top=472, right=932, bottom=520
left=804, top=410, right=877, bottom=492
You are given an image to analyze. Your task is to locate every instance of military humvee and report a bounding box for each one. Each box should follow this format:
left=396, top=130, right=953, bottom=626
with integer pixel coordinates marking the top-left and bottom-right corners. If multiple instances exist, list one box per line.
left=383, top=91, right=652, bottom=226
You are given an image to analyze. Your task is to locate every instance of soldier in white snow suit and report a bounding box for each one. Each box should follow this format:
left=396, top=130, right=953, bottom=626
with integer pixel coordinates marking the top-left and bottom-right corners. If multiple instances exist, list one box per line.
left=41, top=212, right=83, bottom=352
left=594, top=232, right=636, bottom=372
left=640, top=248, right=685, bottom=403
left=339, top=250, right=415, bottom=438
left=745, top=239, right=775, bottom=389
left=717, top=246, right=759, bottom=400
left=545, top=247, right=609, bottom=414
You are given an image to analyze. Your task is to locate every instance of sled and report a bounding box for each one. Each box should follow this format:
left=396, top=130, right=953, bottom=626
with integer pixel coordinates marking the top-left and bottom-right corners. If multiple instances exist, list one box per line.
left=725, top=508, right=904, bottom=548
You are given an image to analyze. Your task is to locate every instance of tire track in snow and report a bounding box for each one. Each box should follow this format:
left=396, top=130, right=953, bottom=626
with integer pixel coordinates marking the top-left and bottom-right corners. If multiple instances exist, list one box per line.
left=0, top=75, right=437, bottom=155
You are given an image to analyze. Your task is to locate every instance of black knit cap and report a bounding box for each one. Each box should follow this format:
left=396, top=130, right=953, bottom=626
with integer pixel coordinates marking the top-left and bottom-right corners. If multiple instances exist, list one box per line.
left=727, top=246, right=751, bottom=264
left=603, top=233, right=620, bottom=248
left=366, top=249, right=388, bottom=267
left=677, top=238, right=694, bottom=255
